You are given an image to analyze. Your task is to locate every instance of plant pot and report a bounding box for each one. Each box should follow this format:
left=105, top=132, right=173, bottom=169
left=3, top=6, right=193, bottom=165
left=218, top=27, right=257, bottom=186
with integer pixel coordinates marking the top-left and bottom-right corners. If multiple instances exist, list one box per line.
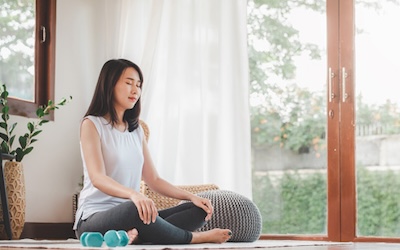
left=0, top=161, right=26, bottom=239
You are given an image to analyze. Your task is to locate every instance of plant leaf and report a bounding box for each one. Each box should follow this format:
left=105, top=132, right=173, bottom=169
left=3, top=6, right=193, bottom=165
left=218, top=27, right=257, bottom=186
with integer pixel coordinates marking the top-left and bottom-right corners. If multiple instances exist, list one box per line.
left=32, top=130, right=42, bottom=137
left=0, top=85, right=73, bottom=162
left=58, top=98, right=66, bottom=105
left=9, top=135, right=15, bottom=147
left=0, top=132, right=8, bottom=142
left=15, top=148, right=24, bottom=162
left=39, top=120, right=49, bottom=126
left=19, top=136, right=27, bottom=149
left=2, top=113, right=7, bottom=121
left=9, top=122, right=17, bottom=134
left=36, top=108, right=44, bottom=117
left=1, top=141, right=9, bottom=154
left=1, top=106, right=9, bottom=114
left=24, top=147, right=33, bottom=155
left=0, top=85, right=8, bottom=99
left=27, top=122, right=34, bottom=133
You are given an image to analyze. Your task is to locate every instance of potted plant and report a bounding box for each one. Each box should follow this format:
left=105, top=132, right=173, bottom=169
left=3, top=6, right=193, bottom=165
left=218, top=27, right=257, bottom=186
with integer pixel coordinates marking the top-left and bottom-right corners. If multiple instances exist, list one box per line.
left=0, top=83, right=72, bottom=239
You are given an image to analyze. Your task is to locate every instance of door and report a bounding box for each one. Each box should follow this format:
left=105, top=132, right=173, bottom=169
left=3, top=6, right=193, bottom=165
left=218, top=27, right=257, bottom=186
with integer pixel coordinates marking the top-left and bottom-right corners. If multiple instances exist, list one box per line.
left=250, top=0, right=400, bottom=242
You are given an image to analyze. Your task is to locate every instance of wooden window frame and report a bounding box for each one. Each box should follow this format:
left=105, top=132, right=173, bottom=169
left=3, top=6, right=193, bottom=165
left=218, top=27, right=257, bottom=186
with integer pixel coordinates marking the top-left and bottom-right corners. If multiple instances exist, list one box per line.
left=8, top=0, right=56, bottom=120
left=259, top=0, right=400, bottom=243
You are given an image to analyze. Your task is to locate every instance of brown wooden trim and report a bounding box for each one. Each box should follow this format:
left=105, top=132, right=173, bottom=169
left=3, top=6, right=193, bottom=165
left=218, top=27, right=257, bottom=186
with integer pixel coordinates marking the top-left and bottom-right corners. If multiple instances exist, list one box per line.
left=259, top=235, right=329, bottom=241
left=354, top=237, right=400, bottom=243
left=7, top=99, right=37, bottom=118
left=20, top=223, right=75, bottom=240
left=257, top=235, right=400, bottom=243
left=326, top=0, right=341, bottom=242
left=339, top=0, right=356, bottom=242
left=9, top=0, right=56, bottom=120
left=36, top=0, right=56, bottom=120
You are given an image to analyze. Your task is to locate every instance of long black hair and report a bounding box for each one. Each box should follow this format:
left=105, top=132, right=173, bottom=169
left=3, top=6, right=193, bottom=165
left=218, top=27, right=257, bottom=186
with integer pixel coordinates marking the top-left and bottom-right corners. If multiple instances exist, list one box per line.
left=84, top=59, right=143, bottom=132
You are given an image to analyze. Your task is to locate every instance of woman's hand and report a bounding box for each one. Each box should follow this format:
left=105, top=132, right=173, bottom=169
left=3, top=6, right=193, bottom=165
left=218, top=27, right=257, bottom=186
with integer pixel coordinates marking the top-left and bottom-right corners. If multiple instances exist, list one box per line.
left=129, top=192, right=158, bottom=224
left=191, top=196, right=214, bottom=221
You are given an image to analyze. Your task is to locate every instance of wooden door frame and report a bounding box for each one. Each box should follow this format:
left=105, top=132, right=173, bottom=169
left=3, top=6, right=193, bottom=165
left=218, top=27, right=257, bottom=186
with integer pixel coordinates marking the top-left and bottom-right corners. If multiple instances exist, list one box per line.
left=260, top=1, right=342, bottom=241
left=326, top=0, right=341, bottom=242
left=338, top=0, right=356, bottom=242
left=261, top=0, right=400, bottom=242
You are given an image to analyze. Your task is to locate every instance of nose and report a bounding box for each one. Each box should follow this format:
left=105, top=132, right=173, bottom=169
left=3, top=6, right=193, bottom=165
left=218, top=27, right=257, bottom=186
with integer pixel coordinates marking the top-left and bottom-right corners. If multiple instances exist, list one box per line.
left=132, top=83, right=141, bottom=95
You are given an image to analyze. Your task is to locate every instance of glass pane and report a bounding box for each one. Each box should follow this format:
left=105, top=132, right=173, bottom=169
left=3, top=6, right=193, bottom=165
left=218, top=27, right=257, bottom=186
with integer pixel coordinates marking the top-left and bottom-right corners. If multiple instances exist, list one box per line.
left=0, top=0, right=35, bottom=101
left=248, top=0, right=327, bottom=234
left=355, top=1, right=400, bottom=237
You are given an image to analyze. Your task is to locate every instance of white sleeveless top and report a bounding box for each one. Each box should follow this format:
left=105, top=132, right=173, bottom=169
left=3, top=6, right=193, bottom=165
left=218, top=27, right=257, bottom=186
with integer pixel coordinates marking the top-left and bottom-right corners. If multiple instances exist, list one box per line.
left=73, top=116, right=145, bottom=229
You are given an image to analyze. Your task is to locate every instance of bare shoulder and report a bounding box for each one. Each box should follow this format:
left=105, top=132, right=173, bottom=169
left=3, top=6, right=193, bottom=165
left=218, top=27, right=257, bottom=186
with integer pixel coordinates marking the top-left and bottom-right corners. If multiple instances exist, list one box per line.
left=81, top=117, right=95, bottom=127
left=80, top=117, right=99, bottom=139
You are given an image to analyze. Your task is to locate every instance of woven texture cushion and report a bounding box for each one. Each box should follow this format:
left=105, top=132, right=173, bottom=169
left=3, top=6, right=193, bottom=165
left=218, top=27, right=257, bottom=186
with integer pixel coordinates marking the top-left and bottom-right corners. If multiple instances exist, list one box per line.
left=140, top=182, right=219, bottom=210
left=196, top=190, right=262, bottom=242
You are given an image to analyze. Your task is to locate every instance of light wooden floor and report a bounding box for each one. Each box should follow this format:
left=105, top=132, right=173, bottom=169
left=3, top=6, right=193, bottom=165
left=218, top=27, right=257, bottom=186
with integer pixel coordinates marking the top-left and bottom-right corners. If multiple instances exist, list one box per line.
left=258, top=244, right=400, bottom=250
left=2, top=243, right=400, bottom=250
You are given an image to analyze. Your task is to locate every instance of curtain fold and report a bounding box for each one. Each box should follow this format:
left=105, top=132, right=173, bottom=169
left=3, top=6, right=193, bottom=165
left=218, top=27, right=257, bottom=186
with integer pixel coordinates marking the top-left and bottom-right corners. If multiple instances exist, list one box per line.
left=101, top=0, right=252, bottom=198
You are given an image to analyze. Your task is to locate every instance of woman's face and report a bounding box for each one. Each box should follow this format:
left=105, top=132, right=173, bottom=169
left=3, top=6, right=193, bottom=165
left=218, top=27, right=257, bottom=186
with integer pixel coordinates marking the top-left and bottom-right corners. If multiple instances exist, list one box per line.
left=113, top=67, right=141, bottom=112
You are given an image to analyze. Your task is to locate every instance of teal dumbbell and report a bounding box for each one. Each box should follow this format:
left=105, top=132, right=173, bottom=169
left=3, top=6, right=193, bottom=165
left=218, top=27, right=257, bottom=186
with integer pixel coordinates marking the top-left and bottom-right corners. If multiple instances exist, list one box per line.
left=80, top=232, right=104, bottom=247
left=80, top=230, right=129, bottom=247
left=104, top=230, right=129, bottom=247
left=117, top=230, right=129, bottom=246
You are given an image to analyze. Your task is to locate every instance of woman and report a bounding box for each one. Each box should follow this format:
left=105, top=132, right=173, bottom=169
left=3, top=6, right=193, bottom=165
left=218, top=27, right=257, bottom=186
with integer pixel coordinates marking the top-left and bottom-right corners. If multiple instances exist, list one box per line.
left=73, top=59, right=231, bottom=244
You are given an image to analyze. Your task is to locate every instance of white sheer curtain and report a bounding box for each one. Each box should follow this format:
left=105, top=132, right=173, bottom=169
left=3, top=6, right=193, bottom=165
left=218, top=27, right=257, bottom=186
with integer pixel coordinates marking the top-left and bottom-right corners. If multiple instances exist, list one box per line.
left=101, top=0, right=251, bottom=198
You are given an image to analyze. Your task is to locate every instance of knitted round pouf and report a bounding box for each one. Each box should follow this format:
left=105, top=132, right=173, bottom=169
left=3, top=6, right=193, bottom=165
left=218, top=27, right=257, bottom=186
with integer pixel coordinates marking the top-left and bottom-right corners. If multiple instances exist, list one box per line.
left=196, top=190, right=262, bottom=242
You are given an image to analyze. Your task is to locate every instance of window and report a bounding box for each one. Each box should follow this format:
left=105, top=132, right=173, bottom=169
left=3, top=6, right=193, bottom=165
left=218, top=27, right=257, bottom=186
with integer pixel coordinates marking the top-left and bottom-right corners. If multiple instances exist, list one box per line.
left=0, top=0, right=56, bottom=119
left=250, top=0, right=400, bottom=242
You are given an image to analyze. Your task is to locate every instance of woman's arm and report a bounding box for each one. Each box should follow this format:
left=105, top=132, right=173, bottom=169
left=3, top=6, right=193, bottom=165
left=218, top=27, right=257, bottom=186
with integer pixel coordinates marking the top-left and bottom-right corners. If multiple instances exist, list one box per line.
left=81, top=118, right=157, bottom=224
left=142, top=139, right=213, bottom=221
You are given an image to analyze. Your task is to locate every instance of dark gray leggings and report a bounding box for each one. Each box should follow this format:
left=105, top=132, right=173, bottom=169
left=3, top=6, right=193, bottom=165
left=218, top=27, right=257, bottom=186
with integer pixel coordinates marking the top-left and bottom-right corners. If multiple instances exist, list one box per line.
left=75, top=201, right=207, bottom=244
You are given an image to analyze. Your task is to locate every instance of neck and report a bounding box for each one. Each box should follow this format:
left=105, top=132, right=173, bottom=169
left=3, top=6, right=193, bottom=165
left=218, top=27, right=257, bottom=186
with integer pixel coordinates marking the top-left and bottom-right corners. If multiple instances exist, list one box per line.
left=115, top=108, right=125, bottom=124
left=104, top=112, right=124, bottom=125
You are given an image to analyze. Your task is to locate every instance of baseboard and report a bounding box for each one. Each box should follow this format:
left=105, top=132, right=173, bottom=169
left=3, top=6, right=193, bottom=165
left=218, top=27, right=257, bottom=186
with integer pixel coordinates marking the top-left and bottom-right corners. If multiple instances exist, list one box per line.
left=20, top=222, right=76, bottom=240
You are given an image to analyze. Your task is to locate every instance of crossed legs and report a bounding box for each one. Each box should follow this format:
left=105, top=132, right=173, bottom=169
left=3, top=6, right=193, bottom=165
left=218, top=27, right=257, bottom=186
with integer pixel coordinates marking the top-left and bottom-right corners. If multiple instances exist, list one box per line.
left=76, top=201, right=231, bottom=244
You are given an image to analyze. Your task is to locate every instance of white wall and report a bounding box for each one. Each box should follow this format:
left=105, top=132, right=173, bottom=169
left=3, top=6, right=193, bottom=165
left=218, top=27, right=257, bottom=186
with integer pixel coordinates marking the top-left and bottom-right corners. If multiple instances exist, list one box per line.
left=9, top=0, right=249, bottom=223
left=9, top=0, right=109, bottom=223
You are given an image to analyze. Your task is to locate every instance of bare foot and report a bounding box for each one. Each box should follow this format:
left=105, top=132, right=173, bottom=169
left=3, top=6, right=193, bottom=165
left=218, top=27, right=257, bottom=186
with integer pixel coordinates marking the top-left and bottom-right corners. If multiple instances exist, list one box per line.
left=191, top=228, right=232, bottom=244
left=127, top=228, right=139, bottom=244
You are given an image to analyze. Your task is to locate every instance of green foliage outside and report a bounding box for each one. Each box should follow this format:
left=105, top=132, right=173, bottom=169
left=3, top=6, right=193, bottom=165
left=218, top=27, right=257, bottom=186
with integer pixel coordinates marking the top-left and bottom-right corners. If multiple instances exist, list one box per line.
left=248, top=0, right=327, bottom=154
left=252, top=167, right=400, bottom=236
left=0, top=0, right=35, bottom=100
left=356, top=167, right=400, bottom=237
left=248, top=0, right=400, bottom=153
left=253, top=171, right=327, bottom=234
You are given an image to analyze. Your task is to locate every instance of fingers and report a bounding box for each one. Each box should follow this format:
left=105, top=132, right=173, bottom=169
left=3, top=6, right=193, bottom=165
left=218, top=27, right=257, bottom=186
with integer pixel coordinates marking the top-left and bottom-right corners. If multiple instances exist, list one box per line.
left=135, top=199, right=158, bottom=224
left=197, top=198, right=213, bottom=221
left=204, top=198, right=213, bottom=211
left=151, top=203, right=158, bottom=223
left=202, top=200, right=213, bottom=221
left=141, top=202, right=149, bottom=224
